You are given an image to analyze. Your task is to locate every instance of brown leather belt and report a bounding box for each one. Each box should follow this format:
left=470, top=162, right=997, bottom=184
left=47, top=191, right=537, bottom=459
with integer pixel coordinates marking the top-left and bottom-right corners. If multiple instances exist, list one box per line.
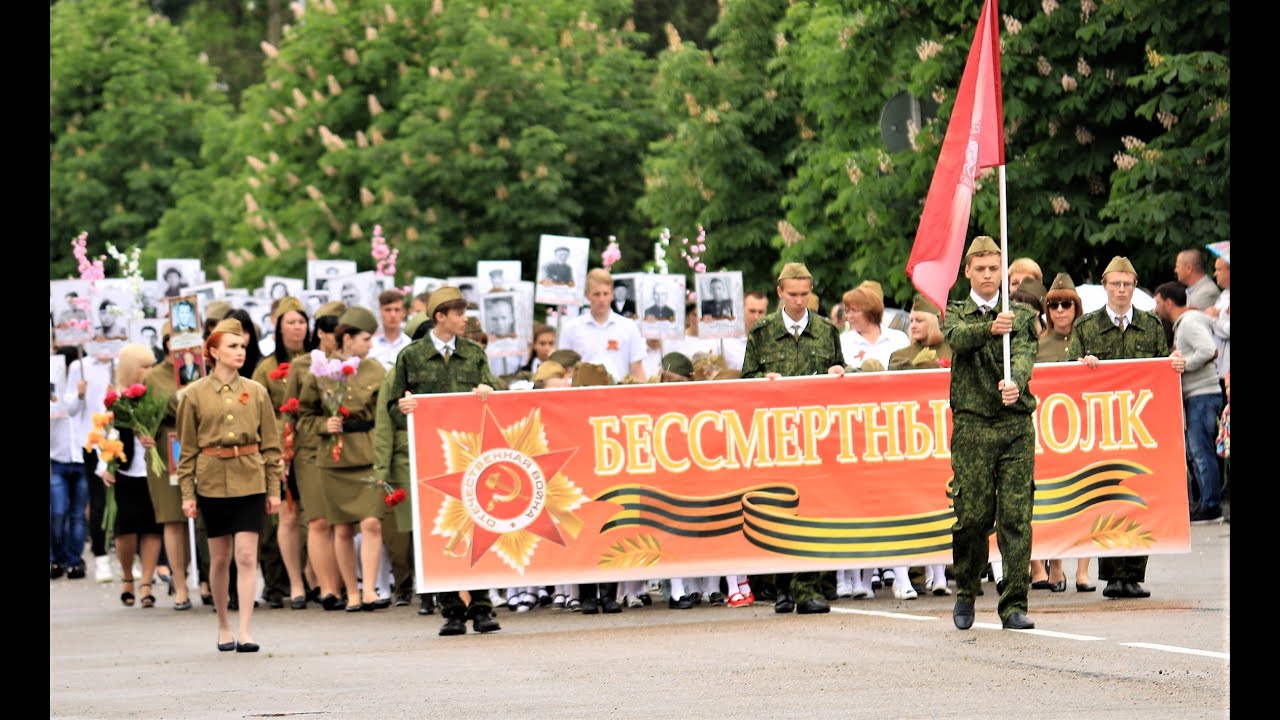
left=201, top=443, right=259, bottom=459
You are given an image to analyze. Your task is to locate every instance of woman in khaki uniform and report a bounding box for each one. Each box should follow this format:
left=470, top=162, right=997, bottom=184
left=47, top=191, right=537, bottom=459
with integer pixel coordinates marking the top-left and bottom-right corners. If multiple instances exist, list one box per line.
left=285, top=301, right=345, bottom=610
left=176, top=318, right=282, bottom=653
left=251, top=297, right=314, bottom=609
left=142, top=325, right=191, bottom=610
left=887, top=295, right=955, bottom=597
left=299, top=306, right=388, bottom=611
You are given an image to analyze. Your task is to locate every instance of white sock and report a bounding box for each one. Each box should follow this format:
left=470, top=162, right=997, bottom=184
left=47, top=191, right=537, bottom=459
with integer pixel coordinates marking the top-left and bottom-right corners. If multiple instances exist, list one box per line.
left=669, top=577, right=686, bottom=599
left=991, top=560, right=1004, bottom=583
left=725, top=575, right=741, bottom=595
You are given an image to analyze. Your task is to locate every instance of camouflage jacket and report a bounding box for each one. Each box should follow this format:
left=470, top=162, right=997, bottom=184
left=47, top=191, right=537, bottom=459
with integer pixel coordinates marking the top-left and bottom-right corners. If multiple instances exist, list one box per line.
left=386, top=335, right=499, bottom=431
left=1067, top=307, right=1169, bottom=361
left=942, top=296, right=1038, bottom=419
left=741, top=310, right=845, bottom=378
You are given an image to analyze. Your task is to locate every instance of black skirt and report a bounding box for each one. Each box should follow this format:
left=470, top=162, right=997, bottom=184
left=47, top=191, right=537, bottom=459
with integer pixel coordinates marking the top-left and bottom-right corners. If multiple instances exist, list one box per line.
left=197, top=493, right=265, bottom=538
left=114, top=472, right=163, bottom=536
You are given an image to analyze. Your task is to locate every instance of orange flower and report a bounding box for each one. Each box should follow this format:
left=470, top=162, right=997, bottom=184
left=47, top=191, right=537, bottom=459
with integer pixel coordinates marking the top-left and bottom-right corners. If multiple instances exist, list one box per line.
left=239, top=391, right=251, bottom=405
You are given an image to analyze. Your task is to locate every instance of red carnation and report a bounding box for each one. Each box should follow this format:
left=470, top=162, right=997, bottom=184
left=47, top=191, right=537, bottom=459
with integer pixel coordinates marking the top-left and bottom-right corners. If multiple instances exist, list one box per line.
left=338, top=406, right=350, bottom=418
left=938, top=358, right=951, bottom=369
left=124, top=383, right=148, bottom=399
left=103, top=389, right=119, bottom=408
left=384, top=488, right=408, bottom=507
left=341, top=364, right=356, bottom=376
left=270, top=362, right=292, bottom=380
left=278, top=397, right=300, bottom=414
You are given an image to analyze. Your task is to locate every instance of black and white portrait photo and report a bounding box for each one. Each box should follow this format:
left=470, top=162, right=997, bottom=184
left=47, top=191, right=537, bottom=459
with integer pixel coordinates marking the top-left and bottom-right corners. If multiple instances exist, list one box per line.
left=157, top=259, right=201, bottom=298
left=131, top=318, right=166, bottom=356
left=481, top=293, right=518, bottom=339
left=412, top=276, right=444, bottom=299
left=300, top=290, right=330, bottom=317
left=611, top=272, right=640, bottom=319
left=307, top=259, right=358, bottom=291
left=167, top=295, right=204, bottom=350
left=476, top=260, right=522, bottom=295
left=329, top=271, right=380, bottom=314
left=447, top=277, right=480, bottom=309
left=697, top=271, right=747, bottom=339
left=534, top=234, right=589, bottom=305
left=638, top=274, right=686, bottom=340
left=263, top=276, right=304, bottom=302
left=93, top=279, right=137, bottom=341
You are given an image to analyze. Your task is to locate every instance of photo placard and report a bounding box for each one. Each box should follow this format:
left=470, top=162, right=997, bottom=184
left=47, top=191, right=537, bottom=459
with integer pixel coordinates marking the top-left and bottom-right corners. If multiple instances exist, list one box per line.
left=534, top=234, right=589, bottom=305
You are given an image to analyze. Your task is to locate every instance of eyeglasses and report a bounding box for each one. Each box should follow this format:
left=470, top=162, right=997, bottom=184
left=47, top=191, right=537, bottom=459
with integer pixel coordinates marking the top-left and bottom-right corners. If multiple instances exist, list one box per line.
left=1105, top=281, right=1135, bottom=290
left=1046, top=301, right=1075, bottom=311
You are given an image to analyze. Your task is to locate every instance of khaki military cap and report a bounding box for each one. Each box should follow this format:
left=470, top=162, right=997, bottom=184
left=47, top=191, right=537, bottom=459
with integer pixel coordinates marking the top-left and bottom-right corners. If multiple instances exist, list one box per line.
left=212, top=318, right=245, bottom=336
left=315, top=301, right=347, bottom=319
left=205, top=300, right=233, bottom=322
left=464, top=316, right=482, bottom=334
left=777, top=262, right=812, bottom=283
left=573, top=362, right=613, bottom=387
left=1103, top=256, right=1137, bottom=277
left=713, top=369, right=743, bottom=381
left=858, top=280, right=884, bottom=301
left=661, top=352, right=694, bottom=378
left=548, top=349, right=581, bottom=368
left=426, top=286, right=464, bottom=318
left=338, top=306, right=378, bottom=334
left=912, top=293, right=942, bottom=317
left=275, top=296, right=305, bottom=317
left=1049, top=273, right=1076, bottom=292
left=860, top=358, right=885, bottom=372
left=532, top=360, right=567, bottom=383
left=1018, top=276, right=1047, bottom=301
left=965, top=235, right=1001, bottom=258
left=404, top=312, right=430, bottom=340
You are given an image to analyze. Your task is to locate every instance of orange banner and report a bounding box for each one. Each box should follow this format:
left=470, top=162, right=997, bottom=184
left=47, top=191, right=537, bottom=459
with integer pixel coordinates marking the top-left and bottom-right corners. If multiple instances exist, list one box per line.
left=408, top=358, right=1189, bottom=592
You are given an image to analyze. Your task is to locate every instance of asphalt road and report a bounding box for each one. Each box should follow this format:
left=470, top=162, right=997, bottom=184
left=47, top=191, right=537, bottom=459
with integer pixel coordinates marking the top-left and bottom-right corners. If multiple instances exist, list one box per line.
left=50, top=523, right=1229, bottom=719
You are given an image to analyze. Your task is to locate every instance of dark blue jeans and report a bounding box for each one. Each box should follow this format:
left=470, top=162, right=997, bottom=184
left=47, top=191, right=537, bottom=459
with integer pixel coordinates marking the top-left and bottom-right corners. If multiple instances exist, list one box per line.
left=50, top=461, right=89, bottom=568
left=1186, top=393, right=1225, bottom=510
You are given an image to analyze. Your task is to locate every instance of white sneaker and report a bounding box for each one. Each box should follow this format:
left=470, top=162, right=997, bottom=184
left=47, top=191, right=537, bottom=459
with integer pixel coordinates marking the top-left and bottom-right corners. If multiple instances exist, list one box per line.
left=626, top=595, right=644, bottom=608
left=94, top=556, right=113, bottom=583
left=893, top=583, right=918, bottom=600
left=835, top=570, right=853, bottom=598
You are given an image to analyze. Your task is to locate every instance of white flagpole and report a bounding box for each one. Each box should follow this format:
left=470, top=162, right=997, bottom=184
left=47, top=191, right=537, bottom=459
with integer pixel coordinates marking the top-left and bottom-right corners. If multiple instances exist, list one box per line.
left=998, top=164, right=1012, bottom=384
left=187, top=517, right=199, bottom=590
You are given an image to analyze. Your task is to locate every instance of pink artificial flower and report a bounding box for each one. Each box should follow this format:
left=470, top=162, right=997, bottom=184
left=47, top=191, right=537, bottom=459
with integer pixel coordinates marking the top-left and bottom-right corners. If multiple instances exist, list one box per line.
left=695, top=262, right=707, bottom=273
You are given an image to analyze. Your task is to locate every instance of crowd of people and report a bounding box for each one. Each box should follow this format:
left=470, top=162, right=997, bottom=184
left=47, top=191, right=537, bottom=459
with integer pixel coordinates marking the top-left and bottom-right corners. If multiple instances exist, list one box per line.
left=49, top=239, right=1230, bottom=644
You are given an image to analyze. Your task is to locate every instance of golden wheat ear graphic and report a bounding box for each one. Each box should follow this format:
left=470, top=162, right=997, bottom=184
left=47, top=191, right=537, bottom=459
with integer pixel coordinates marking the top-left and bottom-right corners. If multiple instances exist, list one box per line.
left=597, top=534, right=664, bottom=569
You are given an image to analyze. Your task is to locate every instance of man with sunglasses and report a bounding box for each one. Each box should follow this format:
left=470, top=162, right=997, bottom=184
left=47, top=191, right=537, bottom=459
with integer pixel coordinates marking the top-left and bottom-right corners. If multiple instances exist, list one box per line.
left=1068, top=256, right=1185, bottom=600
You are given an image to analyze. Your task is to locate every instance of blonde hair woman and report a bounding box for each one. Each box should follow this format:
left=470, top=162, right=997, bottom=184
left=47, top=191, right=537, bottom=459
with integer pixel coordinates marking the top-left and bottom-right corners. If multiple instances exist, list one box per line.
left=97, top=344, right=163, bottom=609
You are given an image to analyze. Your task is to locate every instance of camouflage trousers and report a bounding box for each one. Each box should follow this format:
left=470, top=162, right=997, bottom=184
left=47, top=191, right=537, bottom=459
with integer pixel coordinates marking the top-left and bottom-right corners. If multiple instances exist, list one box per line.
left=950, top=414, right=1035, bottom=621
left=1098, top=556, right=1148, bottom=582
left=438, top=589, right=493, bottom=619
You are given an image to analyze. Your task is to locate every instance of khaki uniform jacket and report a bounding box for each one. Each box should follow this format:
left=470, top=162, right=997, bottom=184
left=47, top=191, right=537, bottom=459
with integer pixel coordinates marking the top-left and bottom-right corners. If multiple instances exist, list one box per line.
left=373, top=367, right=412, bottom=526
left=285, top=353, right=321, bottom=456
left=175, top=373, right=282, bottom=502
left=299, top=354, right=386, bottom=469
left=1036, top=329, right=1071, bottom=363
left=943, top=296, right=1039, bottom=419
left=741, top=310, right=845, bottom=378
left=386, top=336, right=500, bottom=431
left=252, top=350, right=307, bottom=418
left=1067, top=307, right=1169, bottom=361
left=888, top=340, right=953, bottom=371
left=143, top=358, right=179, bottom=450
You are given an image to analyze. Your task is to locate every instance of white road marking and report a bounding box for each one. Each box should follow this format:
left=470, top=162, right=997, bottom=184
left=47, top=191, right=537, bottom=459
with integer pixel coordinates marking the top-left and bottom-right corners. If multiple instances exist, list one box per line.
left=1123, top=642, right=1229, bottom=660
left=830, top=607, right=937, bottom=621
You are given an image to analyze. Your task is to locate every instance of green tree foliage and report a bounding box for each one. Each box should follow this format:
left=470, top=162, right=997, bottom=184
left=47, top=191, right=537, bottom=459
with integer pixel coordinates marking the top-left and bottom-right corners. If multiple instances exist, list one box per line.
left=149, top=0, right=661, bottom=289
left=50, top=0, right=227, bottom=278
left=631, top=0, right=720, bottom=57
left=175, top=0, right=273, bottom=108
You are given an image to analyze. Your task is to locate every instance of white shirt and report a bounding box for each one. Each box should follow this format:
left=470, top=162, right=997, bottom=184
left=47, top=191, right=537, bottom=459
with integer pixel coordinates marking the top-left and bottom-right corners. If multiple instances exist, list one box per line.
left=781, top=310, right=809, bottom=338
left=370, top=330, right=412, bottom=370
left=429, top=330, right=457, bottom=358
left=50, top=396, right=83, bottom=464
left=840, top=326, right=910, bottom=370
left=1211, top=289, right=1229, bottom=378
left=1105, top=305, right=1134, bottom=329
left=721, top=337, right=747, bottom=371
left=969, top=290, right=1000, bottom=314
left=559, top=311, right=647, bottom=383
left=65, top=356, right=115, bottom=460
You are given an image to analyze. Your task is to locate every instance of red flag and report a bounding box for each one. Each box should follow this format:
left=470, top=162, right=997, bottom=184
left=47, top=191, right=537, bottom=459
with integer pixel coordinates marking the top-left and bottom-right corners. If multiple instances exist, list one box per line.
left=906, top=0, right=1004, bottom=317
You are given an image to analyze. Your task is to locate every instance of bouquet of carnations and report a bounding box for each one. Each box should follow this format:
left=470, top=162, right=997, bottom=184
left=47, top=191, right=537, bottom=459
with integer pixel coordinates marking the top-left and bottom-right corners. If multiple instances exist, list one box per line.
left=309, top=350, right=360, bottom=462
left=105, top=383, right=170, bottom=478
left=381, top=481, right=408, bottom=508
left=84, top=411, right=127, bottom=544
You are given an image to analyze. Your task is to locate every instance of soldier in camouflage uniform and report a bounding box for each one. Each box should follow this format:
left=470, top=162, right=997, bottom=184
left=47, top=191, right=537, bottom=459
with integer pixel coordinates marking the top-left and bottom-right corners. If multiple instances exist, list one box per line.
left=1067, top=256, right=1185, bottom=600
left=741, top=262, right=846, bottom=615
left=386, top=286, right=503, bottom=636
left=943, top=236, right=1040, bottom=631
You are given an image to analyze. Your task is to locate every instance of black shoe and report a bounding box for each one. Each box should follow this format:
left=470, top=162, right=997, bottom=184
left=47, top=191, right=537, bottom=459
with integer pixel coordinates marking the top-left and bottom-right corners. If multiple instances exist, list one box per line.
left=689, top=592, right=703, bottom=606
left=1121, top=581, right=1150, bottom=599
left=668, top=595, right=693, bottom=610
left=821, top=586, right=839, bottom=601
left=66, top=564, right=86, bottom=579
left=267, top=594, right=285, bottom=609
left=774, top=594, right=795, bottom=613
left=602, top=599, right=622, bottom=614
left=1102, top=580, right=1124, bottom=598
left=996, top=579, right=1006, bottom=595
left=953, top=599, right=975, bottom=630
left=439, top=616, right=467, bottom=636
left=472, top=610, right=501, bottom=633
left=321, top=593, right=344, bottom=611
left=217, top=640, right=237, bottom=652
left=538, top=591, right=552, bottom=607
left=871, top=574, right=883, bottom=591
left=1190, top=506, right=1224, bottom=524
left=796, top=598, right=831, bottom=614
left=201, top=593, right=215, bottom=607
left=418, top=594, right=436, bottom=616
left=1030, top=580, right=1053, bottom=590
left=50, top=563, right=65, bottom=580
left=306, top=586, right=322, bottom=603
left=394, top=592, right=412, bottom=607
left=1002, top=612, right=1035, bottom=630
left=1076, top=582, right=1097, bottom=593
left=290, top=596, right=307, bottom=610
left=759, top=586, right=778, bottom=602
left=173, top=599, right=193, bottom=611
left=346, top=603, right=364, bottom=612
left=228, top=597, right=237, bottom=611
left=581, top=599, right=599, bottom=615
left=371, top=597, right=392, bottom=610
left=639, top=591, right=652, bottom=606
left=235, top=642, right=260, bottom=653
left=707, top=591, right=726, bottom=606
left=1049, top=580, right=1067, bottom=593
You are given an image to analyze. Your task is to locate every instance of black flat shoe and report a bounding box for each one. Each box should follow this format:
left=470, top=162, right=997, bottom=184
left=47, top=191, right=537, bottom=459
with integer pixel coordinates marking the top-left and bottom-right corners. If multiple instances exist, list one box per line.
left=1075, top=582, right=1097, bottom=593
left=1121, top=581, right=1150, bottom=599
left=346, top=603, right=364, bottom=612
left=173, top=599, right=193, bottom=611
left=201, top=593, right=214, bottom=606
left=235, top=642, right=260, bottom=653
left=1049, top=580, right=1067, bottom=593
left=50, top=563, right=65, bottom=580
left=1002, top=612, right=1036, bottom=630
left=371, top=597, right=392, bottom=610
left=321, top=594, right=343, bottom=611
left=217, top=639, right=236, bottom=652
left=418, top=594, right=436, bottom=615
left=290, top=596, right=307, bottom=610
left=1030, top=580, right=1053, bottom=590
left=668, top=595, right=693, bottom=610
